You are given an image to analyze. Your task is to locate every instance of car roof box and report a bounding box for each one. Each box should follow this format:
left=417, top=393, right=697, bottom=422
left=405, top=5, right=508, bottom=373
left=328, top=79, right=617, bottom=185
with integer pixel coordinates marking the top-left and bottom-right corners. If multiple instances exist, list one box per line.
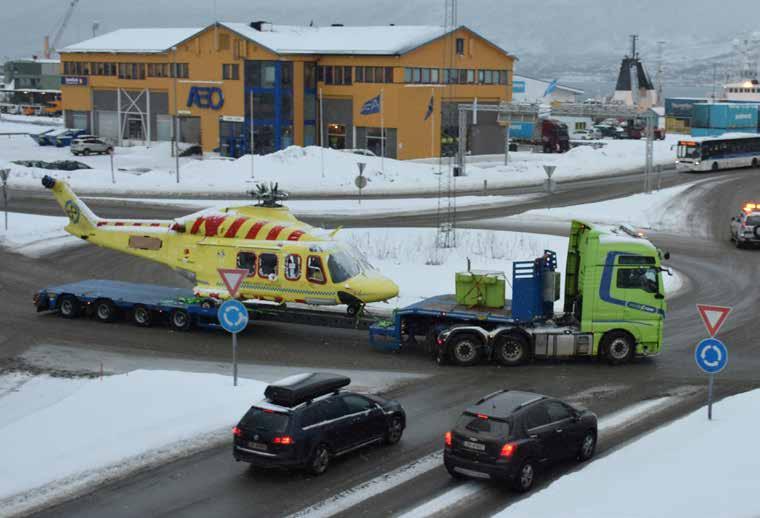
left=264, top=372, right=351, bottom=407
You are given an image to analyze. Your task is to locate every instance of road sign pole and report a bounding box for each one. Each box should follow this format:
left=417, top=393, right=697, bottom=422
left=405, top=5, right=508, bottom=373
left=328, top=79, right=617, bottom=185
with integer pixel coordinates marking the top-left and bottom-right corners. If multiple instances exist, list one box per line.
left=232, top=332, right=238, bottom=387
left=1, top=168, right=9, bottom=231
left=110, top=150, right=115, bottom=184
left=707, top=373, right=714, bottom=420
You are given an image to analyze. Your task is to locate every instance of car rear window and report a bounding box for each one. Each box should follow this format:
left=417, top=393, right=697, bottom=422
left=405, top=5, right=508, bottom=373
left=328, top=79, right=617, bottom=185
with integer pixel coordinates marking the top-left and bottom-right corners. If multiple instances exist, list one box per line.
left=456, top=412, right=510, bottom=436
left=240, top=407, right=290, bottom=433
left=747, top=215, right=760, bottom=225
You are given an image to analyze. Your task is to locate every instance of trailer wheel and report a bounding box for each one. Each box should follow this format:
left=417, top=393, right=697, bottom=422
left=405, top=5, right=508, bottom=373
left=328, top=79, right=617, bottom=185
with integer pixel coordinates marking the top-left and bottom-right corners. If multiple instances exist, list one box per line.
left=132, top=305, right=152, bottom=327
left=94, top=299, right=117, bottom=323
left=448, top=333, right=482, bottom=367
left=601, top=331, right=635, bottom=365
left=58, top=295, right=80, bottom=319
left=170, top=309, right=192, bottom=332
left=494, top=333, right=529, bottom=366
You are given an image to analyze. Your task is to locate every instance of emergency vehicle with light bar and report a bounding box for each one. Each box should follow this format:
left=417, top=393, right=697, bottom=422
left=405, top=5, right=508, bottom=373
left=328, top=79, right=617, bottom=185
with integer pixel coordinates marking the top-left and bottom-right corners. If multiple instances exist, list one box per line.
left=730, top=202, right=760, bottom=248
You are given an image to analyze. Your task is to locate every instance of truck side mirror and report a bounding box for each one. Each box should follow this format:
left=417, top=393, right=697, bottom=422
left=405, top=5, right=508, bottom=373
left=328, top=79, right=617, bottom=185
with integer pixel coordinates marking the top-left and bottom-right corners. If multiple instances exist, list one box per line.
left=655, top=293, right=665, bottom=300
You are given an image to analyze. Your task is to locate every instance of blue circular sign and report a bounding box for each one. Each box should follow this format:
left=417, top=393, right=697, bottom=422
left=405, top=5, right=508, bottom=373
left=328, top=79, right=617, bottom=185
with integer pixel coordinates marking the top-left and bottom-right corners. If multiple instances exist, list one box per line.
left=218, top=299, right=249, bottom=334
left=695, top=338, right=728, bottom=374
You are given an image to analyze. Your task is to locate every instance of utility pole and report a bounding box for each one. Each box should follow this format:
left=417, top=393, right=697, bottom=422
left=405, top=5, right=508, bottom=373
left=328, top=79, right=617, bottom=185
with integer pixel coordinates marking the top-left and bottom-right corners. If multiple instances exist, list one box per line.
left=172, top=46, right=180, bottom=183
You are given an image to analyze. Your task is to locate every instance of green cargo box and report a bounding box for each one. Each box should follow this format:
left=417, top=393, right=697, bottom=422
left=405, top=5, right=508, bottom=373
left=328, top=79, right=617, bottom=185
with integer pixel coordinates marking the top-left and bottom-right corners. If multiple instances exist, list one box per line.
left=455, top=270, right=506, bottom=308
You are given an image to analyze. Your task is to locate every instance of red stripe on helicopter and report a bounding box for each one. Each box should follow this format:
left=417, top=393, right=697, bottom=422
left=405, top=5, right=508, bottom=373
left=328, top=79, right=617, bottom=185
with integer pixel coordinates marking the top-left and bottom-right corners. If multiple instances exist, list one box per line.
left=114, top=222, right=125, bottom=226
left=190, top=217, right=205, bottom=234
left=245, top=221, right=267, bottom=239
left=287, top=230, right=305, bottom=241
left=203, top=215, right=227, bottom=236
left=266, top=225, right=285, bottom=240
left=224, top=217, right=248, bottom=238
left=150, top=223, right=161, bottom=227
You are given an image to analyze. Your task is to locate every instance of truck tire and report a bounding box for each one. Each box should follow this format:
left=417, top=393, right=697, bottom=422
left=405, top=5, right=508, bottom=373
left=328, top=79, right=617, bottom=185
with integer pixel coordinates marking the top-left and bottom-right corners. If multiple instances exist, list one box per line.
left=58, top=295, right=80, bottom=319
left=601, top=331, right=635, bottom=365
left=494, top=333, right=529, bottom=366
left=170, top=308, right=192, bottom=331
left=448, top=333, right=482, bottom=367
left=94, top=299, right=118, bottom=323
left=132, top=305, right=152, bottom=327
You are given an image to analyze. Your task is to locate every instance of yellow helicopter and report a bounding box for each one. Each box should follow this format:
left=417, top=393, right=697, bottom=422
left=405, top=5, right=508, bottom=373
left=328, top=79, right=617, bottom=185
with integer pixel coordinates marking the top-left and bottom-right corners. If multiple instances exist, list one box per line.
left=41, top=176, right=398, bottom=314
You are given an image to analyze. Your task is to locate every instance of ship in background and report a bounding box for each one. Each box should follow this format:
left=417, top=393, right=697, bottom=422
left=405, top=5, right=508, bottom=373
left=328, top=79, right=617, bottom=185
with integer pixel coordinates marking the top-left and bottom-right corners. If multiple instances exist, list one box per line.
left=720, top=33, right=760, bottom=102
left=612, top=35, right=658, bottom=109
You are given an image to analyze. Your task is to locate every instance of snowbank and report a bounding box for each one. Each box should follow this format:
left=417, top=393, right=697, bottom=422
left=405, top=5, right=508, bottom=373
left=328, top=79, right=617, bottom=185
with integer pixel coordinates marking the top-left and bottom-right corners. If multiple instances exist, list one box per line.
left=497, top=389, right=760, bottom=518
left=0, top=212, right=84, bottom=257
left=0, top=370, right=267, bottom=515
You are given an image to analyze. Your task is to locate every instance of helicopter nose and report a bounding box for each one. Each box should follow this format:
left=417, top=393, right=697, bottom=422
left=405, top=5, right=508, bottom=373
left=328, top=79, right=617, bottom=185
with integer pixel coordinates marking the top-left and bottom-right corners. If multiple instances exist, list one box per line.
left=343, top=275, right=399, bottom=303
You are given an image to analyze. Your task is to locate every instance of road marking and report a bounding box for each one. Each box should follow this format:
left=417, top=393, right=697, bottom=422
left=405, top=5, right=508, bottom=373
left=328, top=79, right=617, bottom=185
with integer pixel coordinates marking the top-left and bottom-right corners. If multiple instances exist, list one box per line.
left=398, top=482, right=481, bottom=518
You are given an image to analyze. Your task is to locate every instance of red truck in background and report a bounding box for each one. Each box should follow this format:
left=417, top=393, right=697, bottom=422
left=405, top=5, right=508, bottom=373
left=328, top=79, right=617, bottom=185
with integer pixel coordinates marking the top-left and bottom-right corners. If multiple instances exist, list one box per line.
left=509, top=118, right=570, bottom=153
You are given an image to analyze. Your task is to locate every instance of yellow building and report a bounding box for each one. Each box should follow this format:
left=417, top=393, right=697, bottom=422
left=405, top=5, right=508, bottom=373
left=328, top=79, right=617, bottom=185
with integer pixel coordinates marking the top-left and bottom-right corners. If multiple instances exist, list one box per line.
left=59, top=22, right=515, bottom=160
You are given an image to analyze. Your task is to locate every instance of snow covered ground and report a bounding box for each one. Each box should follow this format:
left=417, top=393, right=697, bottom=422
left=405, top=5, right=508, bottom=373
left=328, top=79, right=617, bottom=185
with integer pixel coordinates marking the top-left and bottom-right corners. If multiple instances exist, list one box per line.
left=0, top=117, right=680, bottom=196
left=0, top=212, right=85, bottom=257
left=497, top=389, right=760, bottom=518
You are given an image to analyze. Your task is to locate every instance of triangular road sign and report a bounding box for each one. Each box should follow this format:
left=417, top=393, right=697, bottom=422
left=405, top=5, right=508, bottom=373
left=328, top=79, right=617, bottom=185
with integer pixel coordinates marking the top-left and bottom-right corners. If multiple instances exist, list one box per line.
left=696, top=304, right=732, bottom=337
left=217, top=268, right=248, bottom=298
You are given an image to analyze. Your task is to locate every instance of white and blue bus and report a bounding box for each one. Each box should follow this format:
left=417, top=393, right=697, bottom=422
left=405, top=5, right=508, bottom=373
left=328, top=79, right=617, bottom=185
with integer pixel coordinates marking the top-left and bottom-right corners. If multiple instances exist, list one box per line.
left=676, top=134, right=760, bottom=172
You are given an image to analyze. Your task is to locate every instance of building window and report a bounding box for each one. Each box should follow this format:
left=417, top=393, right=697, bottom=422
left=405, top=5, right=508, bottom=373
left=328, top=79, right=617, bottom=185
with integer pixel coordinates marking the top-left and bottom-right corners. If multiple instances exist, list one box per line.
left=117, top=63, right=146, bottom=80
left=456, top=38, right=465, bottom=55
left=431, top=68, right=439, bottom=83
left=354, top=66, right=393, bottom=83
left=218, top=33, right=230, bottom=51
left=321, top=65, right=353, bottom=85
left=304, top=62, right=317, bottom=89
left=344, top=66, right=352, bottom=85
left=170, top=63, right=189, bottom=78
left=575, top=122, right=586, bottom=130
left=356, top=66, right=365, bottom=82
left=366, top=127, right=387, bottom=156
left=327, top=123, right=346, bottom=149
left=281, top=62, right=293, bottom=87
left=466, top=69, right=475, bottom=83
left=385, top=67, right=393, bottom=83
left=222, top=63, right=239, bottom=80
left=148, top=63, right=170, bottom=78
left=324, top=66, right=334, bottom=84
left=499, top=70, right=508, bottom=85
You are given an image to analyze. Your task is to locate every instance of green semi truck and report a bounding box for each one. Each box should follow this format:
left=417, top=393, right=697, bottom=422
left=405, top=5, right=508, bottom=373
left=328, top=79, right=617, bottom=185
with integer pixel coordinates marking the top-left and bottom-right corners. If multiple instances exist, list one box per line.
left=370, top=220, right=670, bottom=365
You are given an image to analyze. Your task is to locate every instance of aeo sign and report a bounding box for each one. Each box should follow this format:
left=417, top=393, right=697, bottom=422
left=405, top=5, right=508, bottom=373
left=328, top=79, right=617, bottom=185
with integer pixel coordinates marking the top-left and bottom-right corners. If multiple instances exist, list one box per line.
left=187, top=87, right=224, bottom=110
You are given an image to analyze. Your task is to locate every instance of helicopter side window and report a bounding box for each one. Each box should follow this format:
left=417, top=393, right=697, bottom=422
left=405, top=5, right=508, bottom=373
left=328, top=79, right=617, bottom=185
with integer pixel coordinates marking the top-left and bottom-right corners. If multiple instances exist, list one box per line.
left=307, top=255, right=326, bottom=284
left=237, top=252, right=256, bottom=277
left=259, top=253, right=278, bottom=280
left=285, top=254, right=302, bottom=281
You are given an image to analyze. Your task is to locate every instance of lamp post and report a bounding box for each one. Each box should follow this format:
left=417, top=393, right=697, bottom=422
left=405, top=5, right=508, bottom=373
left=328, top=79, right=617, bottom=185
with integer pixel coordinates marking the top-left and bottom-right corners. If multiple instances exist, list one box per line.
left=172, top=46, right=180, bottom=183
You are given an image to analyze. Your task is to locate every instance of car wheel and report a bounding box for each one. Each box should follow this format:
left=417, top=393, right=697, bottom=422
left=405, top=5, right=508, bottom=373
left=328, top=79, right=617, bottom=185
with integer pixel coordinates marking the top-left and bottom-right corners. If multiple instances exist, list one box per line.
left=94, top=298, right=117, bottom=323
left=58, top=294, right=80, bottom=319
left=512, top=459, right=536, bottom=493
left=308, top=444, right=330, bottom=476
left=578, top=431, right=596, bottom=462
left=132, top=305, right=152, bottom=327
left=83, top=148, right=91, bottom=155
left=494, top=333, right=529, bottom=366
left=601, top=331, right=635, bottom=365
left=170, top=308, right=192, bottom=331
left=711, top=162, right=719, bottom=172
left=384, top=415, right=404, bottom=445
left=448, top=333, right=482, bottom=367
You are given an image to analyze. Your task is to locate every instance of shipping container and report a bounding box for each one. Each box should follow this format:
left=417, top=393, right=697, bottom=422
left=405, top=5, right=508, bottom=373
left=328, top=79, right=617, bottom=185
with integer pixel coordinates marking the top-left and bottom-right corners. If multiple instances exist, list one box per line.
left=507, top=122, right=534, bottom=139
left=665, top=97, right=709, bottom=119
left=692, top=103, right=759, bottom=129
left=690, top=127, right=758, bottom=137
left=665, top=117, right=690, bottom=134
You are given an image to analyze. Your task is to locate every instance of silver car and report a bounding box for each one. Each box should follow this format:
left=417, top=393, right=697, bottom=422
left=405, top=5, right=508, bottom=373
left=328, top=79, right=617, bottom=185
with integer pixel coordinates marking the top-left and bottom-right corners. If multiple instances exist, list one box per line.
left=730, top=208, right=760, bottom=248
left=71, top=137, right=113, bottom=155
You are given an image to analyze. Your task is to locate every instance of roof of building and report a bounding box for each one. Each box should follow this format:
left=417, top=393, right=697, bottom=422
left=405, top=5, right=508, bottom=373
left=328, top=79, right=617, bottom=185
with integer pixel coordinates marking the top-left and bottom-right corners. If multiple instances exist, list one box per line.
left=61, top=22, right=514, bottom=58
left=513, top=73, right=584, bottom=94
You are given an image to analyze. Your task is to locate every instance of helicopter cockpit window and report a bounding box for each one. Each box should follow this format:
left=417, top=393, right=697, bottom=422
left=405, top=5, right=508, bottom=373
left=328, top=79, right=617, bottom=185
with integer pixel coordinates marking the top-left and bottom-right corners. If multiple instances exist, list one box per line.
left=285, top=254, right=301, bottom=280
left=328, top=250, right=362, bottom=283
left=307, top=255, right=326, bottom=284
left=259, top=253, right=278, bottom=279
left=237, top=252, right=256, bottom=277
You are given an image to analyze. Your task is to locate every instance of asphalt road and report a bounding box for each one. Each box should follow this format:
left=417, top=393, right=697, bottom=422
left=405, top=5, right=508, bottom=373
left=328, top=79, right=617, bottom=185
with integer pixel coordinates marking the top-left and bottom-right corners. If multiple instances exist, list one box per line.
left=1, top=168, right=758, bottom=517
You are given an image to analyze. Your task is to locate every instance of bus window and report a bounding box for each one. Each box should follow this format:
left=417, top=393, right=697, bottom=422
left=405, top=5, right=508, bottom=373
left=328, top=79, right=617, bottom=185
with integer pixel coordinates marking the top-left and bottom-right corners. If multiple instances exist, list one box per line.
left=259, top=253, right=278, bottom=279
left=237, top=252, right=256, bottom=277
left=307, top=256, right=326, bottom=284
left=285, top=254, right=302, bottom=280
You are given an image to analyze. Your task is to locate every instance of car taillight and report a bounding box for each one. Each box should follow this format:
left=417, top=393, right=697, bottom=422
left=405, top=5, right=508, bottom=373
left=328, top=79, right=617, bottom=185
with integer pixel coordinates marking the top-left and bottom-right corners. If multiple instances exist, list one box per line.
left=273, top=436, right=294, bottom=445
left=232, top=426, right=242, bottom=437
left=444, top=431, right=452, bottom=447
left=500, top=442, right=517, bottom=458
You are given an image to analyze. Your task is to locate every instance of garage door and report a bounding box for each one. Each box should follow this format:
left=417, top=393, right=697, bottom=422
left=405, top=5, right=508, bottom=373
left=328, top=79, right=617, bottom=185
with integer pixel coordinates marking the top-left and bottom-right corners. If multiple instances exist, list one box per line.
left=97, top=111, right=118, bottom=140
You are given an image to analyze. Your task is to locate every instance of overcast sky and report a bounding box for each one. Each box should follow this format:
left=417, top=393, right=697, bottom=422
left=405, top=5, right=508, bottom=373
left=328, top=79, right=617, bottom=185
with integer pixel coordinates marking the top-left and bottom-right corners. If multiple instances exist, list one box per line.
left=3, top=0, right=760, bottom=71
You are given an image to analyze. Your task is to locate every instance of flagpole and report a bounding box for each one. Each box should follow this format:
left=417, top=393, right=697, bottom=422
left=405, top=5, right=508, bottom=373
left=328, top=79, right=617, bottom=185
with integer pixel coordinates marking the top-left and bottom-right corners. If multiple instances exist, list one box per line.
left=380, top=88, right=384, bottom=173
left=319, top=87, right=325, bottom=178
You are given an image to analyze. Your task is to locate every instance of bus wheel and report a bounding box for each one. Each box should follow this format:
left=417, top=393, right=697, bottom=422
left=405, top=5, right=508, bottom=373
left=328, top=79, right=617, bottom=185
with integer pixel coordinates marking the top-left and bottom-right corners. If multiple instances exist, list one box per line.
left=94, top=299, right=118, bottom=323
left=601, top=331, right=635, bottom=365
left=58, top=295, right=80, bottom=319
left=711, top=162, right=719, bottom=172
left=132, top=305, right=152, bottom=327
left=448, top=333, right=482, bottom=367
left=752, top=158, right=758, bottom=168
left=170, top=309, right=192, bottom=332
left=495, top=333, right=529, bottom=366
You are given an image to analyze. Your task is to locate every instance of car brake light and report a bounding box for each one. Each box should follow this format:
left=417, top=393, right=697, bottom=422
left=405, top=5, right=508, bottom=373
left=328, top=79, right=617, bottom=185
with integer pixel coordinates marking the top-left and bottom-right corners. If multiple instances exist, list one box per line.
left=500, top=442, right=517, bottom=457
left=444, top=431, right=452, bottom=447
left=476, top=413, right=489, bottom=420
left=273, top=436, right=293, bottom=445
left=232, top=426, right=242, bottom=437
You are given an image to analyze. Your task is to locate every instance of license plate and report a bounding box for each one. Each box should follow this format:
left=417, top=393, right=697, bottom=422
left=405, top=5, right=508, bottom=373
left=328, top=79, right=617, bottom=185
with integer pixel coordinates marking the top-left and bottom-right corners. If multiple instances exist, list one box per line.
left=463, top=440, right=485, bottom=451
left=249, top=441, right=268, bottom=451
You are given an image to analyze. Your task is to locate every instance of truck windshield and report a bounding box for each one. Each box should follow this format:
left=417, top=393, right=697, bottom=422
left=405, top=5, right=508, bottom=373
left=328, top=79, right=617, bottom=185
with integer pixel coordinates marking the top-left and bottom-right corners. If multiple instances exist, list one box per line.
left=678, top=143, right=700, bottom=159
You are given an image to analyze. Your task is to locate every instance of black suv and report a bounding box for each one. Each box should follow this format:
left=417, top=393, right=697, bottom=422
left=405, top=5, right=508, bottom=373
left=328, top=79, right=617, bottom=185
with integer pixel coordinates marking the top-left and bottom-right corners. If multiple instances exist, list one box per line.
left=233, top=372, right=406, bottom=475
left=444, top=390, right=597, bottom=492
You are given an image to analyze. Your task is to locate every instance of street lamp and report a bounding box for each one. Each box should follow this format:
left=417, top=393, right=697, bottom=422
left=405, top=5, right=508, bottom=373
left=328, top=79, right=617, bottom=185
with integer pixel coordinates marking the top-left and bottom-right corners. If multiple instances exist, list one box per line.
left=172, top=46, right=180, bottom=183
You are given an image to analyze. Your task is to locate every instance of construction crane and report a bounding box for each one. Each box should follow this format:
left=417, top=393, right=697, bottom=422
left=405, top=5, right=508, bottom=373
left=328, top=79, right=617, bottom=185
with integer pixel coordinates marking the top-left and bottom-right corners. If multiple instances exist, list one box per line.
left=44, top=0, right=80, bottom=59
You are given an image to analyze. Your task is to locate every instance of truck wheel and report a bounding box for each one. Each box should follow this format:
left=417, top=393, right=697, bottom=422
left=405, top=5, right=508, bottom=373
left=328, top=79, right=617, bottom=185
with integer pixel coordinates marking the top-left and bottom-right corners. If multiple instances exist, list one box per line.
left=494, top=333, right=529, bottom=366
left=132, top=305, right=152, bottom=327
left=94, top=299, right=117, bottom=323
left=601, top=331, right=635, bottom=365
left=170, top=309, right=192, bottom=331
left=448, top=333, right=482, bottom=367
left=58, top=295, right=80, bottom=319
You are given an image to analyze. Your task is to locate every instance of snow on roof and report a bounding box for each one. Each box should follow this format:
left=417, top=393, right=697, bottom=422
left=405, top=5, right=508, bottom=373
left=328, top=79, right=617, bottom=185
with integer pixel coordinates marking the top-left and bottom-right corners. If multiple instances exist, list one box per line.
left=221, top=23, right=449, bottom=55
left=61, top=28, right=202, bottom=54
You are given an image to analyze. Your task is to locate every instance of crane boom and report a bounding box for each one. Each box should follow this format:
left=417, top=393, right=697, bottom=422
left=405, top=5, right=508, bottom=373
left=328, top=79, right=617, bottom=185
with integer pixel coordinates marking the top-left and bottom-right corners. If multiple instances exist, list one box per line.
left=44, top=0, right=80, bottom=58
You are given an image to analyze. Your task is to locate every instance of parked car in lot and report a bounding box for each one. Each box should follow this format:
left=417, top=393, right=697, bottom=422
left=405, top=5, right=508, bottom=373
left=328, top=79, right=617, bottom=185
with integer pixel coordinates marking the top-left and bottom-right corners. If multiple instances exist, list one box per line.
left=233, top=373, right=406, bottom=475
left=71, top=136, right=113, bottom=155
left=444, top=390, right=597, bottom=492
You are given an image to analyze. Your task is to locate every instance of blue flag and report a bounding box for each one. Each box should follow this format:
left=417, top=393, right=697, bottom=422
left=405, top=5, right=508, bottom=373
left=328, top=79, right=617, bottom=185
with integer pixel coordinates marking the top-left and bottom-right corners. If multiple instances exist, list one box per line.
left=424, top=95, right=434, bottom=121
left=360, top=94, right=381, bottom=115
left=543, top=79, right=558, bottom=97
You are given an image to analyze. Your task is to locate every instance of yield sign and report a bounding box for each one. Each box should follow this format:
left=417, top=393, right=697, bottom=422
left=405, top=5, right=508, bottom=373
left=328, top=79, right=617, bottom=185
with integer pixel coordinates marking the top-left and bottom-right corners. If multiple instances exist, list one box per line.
left=217, top=268, right=248, bottom=298
left=696, top=304, right=732, bottom=337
